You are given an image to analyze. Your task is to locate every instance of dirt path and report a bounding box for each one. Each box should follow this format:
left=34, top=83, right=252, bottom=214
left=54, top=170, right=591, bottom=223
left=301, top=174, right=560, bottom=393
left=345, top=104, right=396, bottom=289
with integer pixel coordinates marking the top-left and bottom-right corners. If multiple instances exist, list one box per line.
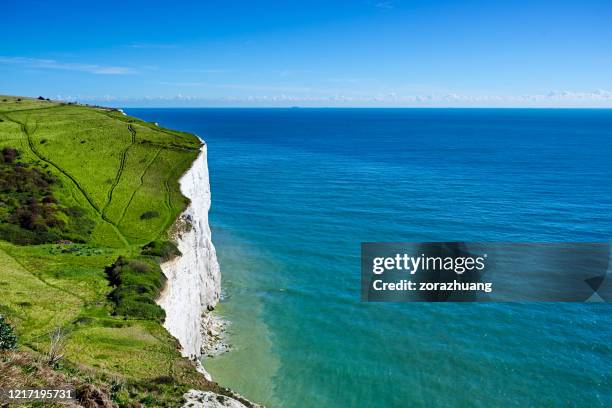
left=118, top=147, right=162, bottom=227
left=102, top=124, right=136, bottom=217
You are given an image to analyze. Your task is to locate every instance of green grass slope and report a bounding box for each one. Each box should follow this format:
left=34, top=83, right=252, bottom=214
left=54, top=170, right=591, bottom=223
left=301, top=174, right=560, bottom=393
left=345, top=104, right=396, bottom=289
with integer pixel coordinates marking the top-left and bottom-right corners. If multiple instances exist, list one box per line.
left=0, top=95, right=245, bottom=407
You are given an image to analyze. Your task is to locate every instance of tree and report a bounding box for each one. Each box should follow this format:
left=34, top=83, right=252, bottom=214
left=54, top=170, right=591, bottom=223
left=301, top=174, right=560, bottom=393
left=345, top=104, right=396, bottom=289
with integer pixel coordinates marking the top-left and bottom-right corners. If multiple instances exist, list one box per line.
left=0, top=315, right=18, bottom=350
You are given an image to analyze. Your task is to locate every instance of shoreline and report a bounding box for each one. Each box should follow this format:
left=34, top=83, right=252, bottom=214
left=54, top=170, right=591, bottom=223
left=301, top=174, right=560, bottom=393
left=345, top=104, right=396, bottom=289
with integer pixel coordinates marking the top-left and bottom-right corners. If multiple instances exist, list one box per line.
left=201, top=311, right=232, bottom=358
left=155, top=142, right=259, bottom=407
left=156, top=142, right=221, bottom=361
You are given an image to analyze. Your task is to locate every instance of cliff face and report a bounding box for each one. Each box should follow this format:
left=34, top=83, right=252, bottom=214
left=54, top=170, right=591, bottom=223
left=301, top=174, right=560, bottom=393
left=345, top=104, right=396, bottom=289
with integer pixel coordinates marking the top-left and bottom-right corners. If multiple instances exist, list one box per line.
left=156, top=145, right=260, bottom=407
left=157, top=144, right=221, bottom=360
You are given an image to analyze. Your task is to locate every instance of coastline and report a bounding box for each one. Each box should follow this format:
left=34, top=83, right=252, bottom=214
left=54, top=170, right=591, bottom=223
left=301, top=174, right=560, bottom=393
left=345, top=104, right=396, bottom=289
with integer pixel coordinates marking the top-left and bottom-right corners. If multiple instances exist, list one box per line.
left=156, top=143, right=221, bottom=367
left=155, top=142, right=258, bottom=407
left=0, top=97, right=261, bottom=407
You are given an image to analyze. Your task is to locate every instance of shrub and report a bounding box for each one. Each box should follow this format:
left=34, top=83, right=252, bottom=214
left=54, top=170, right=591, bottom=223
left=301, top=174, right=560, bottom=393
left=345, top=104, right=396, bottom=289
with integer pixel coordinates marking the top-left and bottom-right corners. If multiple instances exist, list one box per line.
left=112, top=299, right=165, bottom=321
left=105, top=257, right=166, bottom=321
left=1, top=147, right=19, bottom=164
left=141, top=240, right=180, bottom=261
left=0, top=223, right=61, bottom=245
left=65, top=206, right=85, bottom=217
left=140, top=211, right=159, bottom=220
left=0, top=149, right=93, bottom=245
left=45, top=327, right=68, bottom=367
left=42, top=195, right=57, bottom=204
left=129, top=260, right=151, bottom=273
left=0, top=315, right=18, bottom=350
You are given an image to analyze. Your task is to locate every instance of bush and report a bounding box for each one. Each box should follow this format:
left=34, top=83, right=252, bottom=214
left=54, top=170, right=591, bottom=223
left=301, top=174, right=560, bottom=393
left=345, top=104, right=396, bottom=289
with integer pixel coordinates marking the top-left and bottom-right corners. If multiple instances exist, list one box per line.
left=42, top=195, right=57, bottom=204
left=128, top=260, right=151, bottom=273
left=0, top=149, right=94, bottom=245
left=105, top=257, right=166, bottom=321
left=0, top=315, right=17, bottom=350
left=0, top=223, right=61, bottom=245
left=141, top=240, right=180, bottom=261
left=65, top=206, right=85, bottom=217
left=113, top=299, right=165, bottom=321
left=1, top=147, right=19, bottom=164
left=140, top=211, right=159, bottom=220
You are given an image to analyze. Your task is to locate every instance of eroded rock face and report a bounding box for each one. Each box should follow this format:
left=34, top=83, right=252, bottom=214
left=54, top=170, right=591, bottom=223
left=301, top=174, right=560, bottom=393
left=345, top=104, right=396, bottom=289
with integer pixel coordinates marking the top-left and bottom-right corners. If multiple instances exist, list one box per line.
left=182, top=391, right=257, bottom=408
left=157, top=144, right=221, bottom=360
left=156, top=146, right=260, bottom=407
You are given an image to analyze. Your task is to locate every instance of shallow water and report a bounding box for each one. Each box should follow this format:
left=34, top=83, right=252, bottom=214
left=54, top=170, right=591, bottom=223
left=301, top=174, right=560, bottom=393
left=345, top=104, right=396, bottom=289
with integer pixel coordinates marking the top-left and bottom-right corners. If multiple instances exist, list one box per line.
left=127, top=108, right=612, bottom=407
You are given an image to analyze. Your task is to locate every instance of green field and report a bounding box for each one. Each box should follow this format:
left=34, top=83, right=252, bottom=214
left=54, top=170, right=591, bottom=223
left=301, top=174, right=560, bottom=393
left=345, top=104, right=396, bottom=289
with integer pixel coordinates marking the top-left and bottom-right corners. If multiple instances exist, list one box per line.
left=0, top=96, right=242, bottom=406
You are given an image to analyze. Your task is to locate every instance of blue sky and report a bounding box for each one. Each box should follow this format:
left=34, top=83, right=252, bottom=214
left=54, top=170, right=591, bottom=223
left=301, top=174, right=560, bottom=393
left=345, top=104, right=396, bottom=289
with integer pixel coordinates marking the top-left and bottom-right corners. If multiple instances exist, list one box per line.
left=1, top=0, right=611, bottom=107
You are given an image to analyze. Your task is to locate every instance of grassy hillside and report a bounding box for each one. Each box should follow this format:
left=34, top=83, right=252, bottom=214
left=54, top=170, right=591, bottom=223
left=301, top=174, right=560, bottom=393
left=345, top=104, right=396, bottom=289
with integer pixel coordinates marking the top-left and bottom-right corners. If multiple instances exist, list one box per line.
left=0, top=95, right=243, bottom=407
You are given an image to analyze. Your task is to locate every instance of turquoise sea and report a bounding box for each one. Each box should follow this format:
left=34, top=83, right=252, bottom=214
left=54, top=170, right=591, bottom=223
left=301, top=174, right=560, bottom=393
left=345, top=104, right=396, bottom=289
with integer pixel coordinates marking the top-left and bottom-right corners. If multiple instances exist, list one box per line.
left=126, top=109, right=611, bottom=407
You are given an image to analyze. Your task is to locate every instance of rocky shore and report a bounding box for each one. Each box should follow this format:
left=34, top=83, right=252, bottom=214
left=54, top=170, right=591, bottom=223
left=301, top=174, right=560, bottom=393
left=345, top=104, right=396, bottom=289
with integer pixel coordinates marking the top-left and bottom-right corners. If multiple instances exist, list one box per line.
left=201, top=312, right=232, bottom=358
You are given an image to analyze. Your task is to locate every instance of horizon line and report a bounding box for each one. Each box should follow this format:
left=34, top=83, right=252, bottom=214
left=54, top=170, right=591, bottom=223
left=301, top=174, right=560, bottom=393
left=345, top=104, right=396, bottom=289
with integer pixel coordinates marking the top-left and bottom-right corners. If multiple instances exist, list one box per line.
left=118, top=106, right=612, bottom=109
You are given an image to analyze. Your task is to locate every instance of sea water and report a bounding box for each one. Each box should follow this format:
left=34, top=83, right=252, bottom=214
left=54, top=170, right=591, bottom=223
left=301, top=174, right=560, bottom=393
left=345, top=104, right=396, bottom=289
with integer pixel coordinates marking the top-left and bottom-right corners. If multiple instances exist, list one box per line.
left=126, top=108, right=612, bottom=407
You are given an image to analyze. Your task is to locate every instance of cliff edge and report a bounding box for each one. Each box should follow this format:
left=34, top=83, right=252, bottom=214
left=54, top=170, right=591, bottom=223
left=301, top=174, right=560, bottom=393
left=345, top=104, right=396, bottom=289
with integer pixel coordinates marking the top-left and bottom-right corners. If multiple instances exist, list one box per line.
left=157, top=143, right=221, bottom=367
left=157, top=144, right=221, bottom=362
left=156, top=143, right=260, bottom=407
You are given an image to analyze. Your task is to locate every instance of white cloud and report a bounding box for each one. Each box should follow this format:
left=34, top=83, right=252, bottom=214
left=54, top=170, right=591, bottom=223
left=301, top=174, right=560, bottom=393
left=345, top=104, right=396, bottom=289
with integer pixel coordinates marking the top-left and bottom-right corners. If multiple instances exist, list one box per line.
left=0, top=56, right=137, bottom=75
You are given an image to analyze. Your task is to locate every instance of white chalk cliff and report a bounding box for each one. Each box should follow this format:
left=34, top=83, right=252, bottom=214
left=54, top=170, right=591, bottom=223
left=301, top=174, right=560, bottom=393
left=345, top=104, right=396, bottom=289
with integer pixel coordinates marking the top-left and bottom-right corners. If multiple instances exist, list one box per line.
left=156, top=144, right=259, bottom=407
left=157, top=143, right=221, bottom=363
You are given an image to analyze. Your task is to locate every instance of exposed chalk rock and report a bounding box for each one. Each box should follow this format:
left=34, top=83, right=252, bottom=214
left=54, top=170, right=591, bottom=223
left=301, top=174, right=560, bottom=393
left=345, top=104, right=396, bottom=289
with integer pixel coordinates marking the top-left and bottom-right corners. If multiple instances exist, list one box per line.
left=201, top=312, right=231, bottom=357
left=157, top=144, right=221, bottom=361
left=182, top=390, right=260, bottom=408
left=156, top=144, right=259, bottom=407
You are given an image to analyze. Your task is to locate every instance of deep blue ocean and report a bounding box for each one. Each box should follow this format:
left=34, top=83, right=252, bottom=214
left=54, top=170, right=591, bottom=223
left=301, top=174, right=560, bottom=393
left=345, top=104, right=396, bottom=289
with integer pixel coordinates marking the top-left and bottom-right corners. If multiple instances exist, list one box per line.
left=126, top=109, right=612, bottom=407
